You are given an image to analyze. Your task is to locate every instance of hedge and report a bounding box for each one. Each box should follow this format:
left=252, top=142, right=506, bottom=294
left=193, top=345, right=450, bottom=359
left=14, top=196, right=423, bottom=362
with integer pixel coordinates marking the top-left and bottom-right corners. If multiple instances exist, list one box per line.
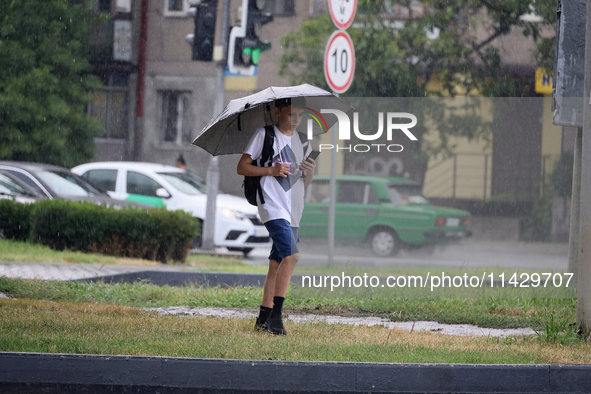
left=0, top=200, right=33, bottom=242
left=0, top=199, right=200, bottom=263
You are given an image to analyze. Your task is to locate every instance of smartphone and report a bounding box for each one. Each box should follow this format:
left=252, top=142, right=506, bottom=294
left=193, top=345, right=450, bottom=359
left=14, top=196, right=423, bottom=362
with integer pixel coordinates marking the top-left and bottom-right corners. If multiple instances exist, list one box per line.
left=306, top=150, right=320, bottom=162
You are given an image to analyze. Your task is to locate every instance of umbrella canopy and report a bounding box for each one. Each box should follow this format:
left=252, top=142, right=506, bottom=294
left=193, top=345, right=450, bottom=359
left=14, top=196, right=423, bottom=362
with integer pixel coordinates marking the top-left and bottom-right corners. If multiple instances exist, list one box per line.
left=192, top=84, right=353, bottom=156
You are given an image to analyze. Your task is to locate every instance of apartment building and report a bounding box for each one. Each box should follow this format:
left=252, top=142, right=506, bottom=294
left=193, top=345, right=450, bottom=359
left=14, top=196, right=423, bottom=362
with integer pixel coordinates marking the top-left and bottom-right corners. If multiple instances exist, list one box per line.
left=88, top=0, right=317, bottom=190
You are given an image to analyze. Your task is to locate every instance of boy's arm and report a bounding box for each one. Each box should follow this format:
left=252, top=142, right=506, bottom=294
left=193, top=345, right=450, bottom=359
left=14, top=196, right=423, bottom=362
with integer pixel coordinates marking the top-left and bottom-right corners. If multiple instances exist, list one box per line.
left=237, top=154, right=290, bottom=178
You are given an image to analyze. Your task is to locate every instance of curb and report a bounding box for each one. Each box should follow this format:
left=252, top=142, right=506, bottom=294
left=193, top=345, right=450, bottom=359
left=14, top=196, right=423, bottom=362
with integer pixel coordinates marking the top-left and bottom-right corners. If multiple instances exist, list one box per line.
left=77, top=271, right=270, bottom=287
left=1, top=352, right=590, bottom=393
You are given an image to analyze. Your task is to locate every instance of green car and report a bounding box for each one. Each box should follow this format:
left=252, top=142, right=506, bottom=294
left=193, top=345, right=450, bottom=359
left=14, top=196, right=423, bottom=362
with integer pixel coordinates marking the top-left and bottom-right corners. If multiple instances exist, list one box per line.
left=300, top=175, right=472, bottom=256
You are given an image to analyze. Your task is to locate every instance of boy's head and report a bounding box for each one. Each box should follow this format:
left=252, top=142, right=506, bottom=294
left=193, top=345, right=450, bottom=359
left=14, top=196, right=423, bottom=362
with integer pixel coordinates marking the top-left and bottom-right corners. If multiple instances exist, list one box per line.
left=275, top=97, right=306, bottom=132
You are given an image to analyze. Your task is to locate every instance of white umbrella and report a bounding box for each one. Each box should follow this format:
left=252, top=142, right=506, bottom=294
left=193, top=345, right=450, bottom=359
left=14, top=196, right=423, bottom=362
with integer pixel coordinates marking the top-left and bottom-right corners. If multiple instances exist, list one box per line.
left=192, top=83, right=353, bottom=156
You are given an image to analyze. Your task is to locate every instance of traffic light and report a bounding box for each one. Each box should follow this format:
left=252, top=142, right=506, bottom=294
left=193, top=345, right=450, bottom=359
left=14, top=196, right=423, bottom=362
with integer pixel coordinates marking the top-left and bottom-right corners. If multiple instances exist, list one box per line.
left=186, top=0, right=218, bottom=61
left=228, top=0, right=273, bottom=72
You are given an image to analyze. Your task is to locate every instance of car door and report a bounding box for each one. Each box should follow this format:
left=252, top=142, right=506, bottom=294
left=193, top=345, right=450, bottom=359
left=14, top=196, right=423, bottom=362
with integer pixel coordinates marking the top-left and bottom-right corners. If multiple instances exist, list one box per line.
left=335, top=180, right=379, bottom=240
left=124, top=171, right=167, bottom=208
left=301, top=179, right=331, bottom=236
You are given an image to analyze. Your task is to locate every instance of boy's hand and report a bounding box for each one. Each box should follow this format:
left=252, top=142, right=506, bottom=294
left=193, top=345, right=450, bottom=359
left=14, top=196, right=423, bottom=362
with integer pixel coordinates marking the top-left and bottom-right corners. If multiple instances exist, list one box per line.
left=271, top=163, right=291, bottom=177
left=300, top=158, right=315, bottom=175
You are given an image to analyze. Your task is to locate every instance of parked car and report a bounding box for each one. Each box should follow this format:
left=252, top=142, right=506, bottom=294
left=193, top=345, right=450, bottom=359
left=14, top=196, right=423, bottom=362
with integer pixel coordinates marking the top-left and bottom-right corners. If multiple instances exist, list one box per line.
left=300, top=175, right=472, bottom=257
left=0, top=161, right=151, bottom=209
left=71, top=162, right=271, bottom=255
left=0, top=169, right=41, bottom=204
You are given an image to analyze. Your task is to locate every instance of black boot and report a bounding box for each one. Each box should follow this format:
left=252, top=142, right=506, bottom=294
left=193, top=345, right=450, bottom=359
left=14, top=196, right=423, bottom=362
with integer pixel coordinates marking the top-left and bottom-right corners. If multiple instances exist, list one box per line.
left=266, top=296, right=287, bottom=335
left=254, top=306, right=272, bottom=331
left=266, top=313, right=287, bottom=335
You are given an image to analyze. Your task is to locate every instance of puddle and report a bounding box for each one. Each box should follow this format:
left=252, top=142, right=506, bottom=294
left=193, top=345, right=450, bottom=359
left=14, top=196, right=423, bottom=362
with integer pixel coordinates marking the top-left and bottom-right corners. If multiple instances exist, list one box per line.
left=146, top=306, right=536, bottom=337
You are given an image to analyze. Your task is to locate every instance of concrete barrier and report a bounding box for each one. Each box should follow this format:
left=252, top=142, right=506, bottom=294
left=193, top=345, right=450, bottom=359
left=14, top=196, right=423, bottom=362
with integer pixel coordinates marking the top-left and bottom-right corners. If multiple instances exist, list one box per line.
left=1, top=352, right=590, bottom=393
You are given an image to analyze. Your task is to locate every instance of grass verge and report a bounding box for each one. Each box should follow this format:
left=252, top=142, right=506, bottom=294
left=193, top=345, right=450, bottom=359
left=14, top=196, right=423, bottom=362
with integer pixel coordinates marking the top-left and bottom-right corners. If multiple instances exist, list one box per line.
left=1, top=298, right=589, bottom=364
left=0, top=277, right=578, bottom=332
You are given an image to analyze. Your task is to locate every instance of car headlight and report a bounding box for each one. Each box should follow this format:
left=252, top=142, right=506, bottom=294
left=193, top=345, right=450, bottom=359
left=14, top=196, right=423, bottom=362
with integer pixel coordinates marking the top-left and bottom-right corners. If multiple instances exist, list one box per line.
left=221, top=208, right=246, bottom=220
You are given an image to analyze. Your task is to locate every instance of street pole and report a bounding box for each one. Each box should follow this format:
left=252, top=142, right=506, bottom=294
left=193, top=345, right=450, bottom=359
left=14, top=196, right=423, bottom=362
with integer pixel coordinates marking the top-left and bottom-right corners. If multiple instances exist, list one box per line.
left=328, top=111, right=338, bottom=267
left=568, top=127, right=582, bottom=285
left=202, top=0, right=231, bottom=251
left=133, top=0, right=148, bottom=161
left=577, top=0, right=591, bottom=333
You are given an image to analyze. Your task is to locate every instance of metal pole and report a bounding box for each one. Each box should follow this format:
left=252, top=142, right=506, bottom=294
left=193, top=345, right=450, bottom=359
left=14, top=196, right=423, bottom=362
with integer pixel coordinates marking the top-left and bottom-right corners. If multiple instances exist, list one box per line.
left=133, top=0, right=148, bottom=161
left=577, top=0, right=591, bottom=332
left=569, top=128, right=582, bottom=285
left=202, top=0, right=231, bottom=251
left=327, top=95, right=338, bottom=267
left=483, top=154, right=488, bottom=199
left=452, top=155, right=457, bottom=199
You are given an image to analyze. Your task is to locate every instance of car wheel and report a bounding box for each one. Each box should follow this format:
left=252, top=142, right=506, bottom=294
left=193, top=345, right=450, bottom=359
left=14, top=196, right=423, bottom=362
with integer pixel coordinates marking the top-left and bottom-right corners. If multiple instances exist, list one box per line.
left=369, top=228, right=400, bottom=257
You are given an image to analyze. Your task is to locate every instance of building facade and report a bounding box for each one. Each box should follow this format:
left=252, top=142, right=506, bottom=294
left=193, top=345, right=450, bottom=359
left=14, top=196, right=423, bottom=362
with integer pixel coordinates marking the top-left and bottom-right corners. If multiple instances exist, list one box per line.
left=89, top=0, right=317, bottom=194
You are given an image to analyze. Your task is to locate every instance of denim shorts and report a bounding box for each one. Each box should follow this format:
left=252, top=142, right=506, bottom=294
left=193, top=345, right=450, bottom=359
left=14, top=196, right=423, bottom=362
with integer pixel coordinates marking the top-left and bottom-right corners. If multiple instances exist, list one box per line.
left=265, top=219, right=299, bottom=263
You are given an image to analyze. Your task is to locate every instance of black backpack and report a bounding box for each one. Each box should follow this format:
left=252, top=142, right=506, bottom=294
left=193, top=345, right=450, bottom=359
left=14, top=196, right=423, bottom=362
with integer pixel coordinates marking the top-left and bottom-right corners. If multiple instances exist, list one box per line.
left=243, top=125, right=309, bottom=206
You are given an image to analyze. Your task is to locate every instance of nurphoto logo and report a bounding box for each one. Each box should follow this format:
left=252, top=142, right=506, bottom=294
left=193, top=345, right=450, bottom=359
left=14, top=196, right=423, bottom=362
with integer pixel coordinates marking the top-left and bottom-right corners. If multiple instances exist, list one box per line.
left=305, top=109, right=418, bottom=153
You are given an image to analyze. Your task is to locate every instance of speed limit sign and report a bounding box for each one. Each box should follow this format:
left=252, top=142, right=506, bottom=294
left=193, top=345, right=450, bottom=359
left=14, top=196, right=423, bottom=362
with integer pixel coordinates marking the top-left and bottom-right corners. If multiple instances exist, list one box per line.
left=324, top=30, right=355, bottom=94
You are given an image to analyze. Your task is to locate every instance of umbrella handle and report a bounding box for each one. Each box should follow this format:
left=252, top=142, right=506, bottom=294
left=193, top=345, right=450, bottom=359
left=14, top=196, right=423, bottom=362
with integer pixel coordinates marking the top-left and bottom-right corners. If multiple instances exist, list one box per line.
left=237, top=113, right=242, bottom=131
left=265, top=104, right=272, bottom=126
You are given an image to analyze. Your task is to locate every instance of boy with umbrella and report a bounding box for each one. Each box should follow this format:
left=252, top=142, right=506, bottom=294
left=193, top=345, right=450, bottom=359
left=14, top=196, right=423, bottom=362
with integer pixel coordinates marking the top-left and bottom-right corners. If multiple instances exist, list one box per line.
left=237, top=97, right=316, bottom=335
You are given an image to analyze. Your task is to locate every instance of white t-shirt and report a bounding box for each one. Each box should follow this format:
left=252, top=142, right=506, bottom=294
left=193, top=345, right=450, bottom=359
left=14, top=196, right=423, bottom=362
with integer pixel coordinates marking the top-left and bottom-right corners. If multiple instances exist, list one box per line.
left=244, top=125, right=311, bottom=227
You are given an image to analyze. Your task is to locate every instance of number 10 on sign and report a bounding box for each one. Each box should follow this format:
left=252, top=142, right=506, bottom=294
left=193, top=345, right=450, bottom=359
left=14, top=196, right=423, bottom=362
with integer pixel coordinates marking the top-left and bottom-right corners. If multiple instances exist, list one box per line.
left=324, top=30, right=355, bottom=94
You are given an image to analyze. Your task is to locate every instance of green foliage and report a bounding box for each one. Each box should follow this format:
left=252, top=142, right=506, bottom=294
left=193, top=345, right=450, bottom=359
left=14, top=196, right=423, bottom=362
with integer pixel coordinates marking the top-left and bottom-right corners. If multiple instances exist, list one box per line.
left=520, top=192, right=554, bottom=242
left=0, top=200, right=200, bottom=263
left=0, top=0, right=104, bottom=167
left=533, top=299, right=582, bottom=345
left=520, top=152, right=575, bottom=242
left=0, top=200, right=33, bottom=241
left=280, top=0, right=556, bottom=98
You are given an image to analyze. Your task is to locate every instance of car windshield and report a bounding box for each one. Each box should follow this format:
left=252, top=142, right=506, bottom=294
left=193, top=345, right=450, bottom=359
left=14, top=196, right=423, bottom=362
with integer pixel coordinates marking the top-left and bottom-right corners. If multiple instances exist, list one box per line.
left=387, top=184, right=428, bottom=205
left=0, top=172, right=36, bottom=196
left=35, top=170, right=98, bottom=197
left=158, top=171, right=207, bottom=195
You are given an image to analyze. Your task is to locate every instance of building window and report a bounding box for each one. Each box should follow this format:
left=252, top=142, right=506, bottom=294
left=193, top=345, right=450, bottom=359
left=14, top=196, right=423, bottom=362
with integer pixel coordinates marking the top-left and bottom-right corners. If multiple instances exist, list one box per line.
left=97, top=0, right=111, bottom=12
left=264, top=0, right=295, bottom=15
left=160, top=91, right=193, bottom=144
left=165, top=0, right=189, bottom=16
left=89, top=74, right=129, bottom=140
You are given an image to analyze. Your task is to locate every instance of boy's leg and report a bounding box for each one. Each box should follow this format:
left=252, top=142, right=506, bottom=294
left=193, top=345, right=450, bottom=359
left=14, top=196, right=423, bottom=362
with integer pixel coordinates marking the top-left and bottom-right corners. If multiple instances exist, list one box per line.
left=265, top=227, right=300, bottom=335
left=255, top=219, right=292, bottom=331
left=254, top=259, right=280, bottom=330
left=262, top=259, right=280, bottom=307
left=273, top=252, right=300, bottom=297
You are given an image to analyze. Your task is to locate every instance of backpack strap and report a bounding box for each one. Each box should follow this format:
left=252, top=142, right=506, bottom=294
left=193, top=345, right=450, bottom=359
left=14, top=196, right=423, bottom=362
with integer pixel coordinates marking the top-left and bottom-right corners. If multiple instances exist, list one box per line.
left=297, top=131, right=310, bottom=153
left=259, top=125, right=275, bottom=168
left=252, top=125, right=275, bottom=205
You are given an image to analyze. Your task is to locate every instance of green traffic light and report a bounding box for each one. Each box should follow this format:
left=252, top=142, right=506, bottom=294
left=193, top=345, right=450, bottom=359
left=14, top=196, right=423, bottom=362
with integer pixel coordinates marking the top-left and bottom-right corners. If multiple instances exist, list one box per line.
left=252, top=48, right=262, bottom=65
left=242, top=47, right=252, bottom=65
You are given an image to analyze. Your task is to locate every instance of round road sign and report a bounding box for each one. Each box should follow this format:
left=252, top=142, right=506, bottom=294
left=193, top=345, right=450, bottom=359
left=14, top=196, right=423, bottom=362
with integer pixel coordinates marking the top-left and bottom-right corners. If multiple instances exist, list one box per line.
left=324, top=30, right=355, bottom=94
left=328, top=0, right=357, bottom=30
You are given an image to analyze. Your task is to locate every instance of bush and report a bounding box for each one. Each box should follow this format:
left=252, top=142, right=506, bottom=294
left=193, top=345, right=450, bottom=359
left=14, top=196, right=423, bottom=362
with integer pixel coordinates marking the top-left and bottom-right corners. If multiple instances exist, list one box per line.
left=19, top=199, right=200, bottom=263
left=0, top=199, right=33, bottom=241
